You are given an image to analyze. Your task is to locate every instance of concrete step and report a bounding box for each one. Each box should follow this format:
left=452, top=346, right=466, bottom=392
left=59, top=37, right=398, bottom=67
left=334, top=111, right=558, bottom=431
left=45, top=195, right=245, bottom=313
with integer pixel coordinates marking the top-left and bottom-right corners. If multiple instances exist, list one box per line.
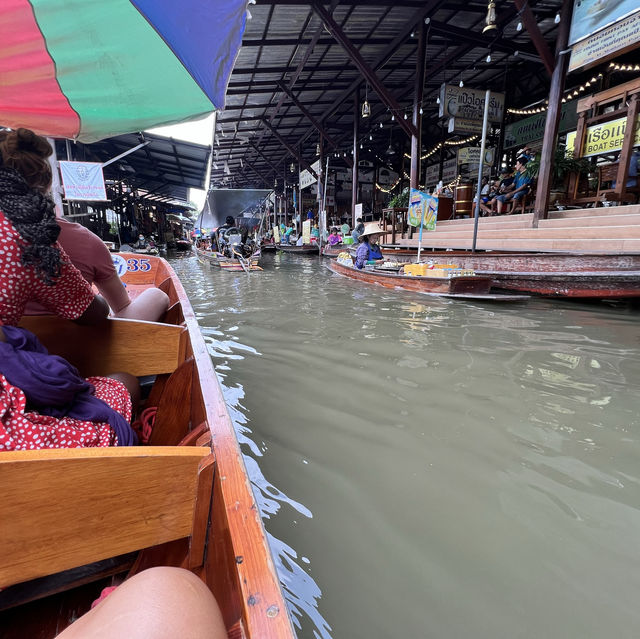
left=400, top=237, right=640, bottom=252
left=423, top=225, right=640, bottom=240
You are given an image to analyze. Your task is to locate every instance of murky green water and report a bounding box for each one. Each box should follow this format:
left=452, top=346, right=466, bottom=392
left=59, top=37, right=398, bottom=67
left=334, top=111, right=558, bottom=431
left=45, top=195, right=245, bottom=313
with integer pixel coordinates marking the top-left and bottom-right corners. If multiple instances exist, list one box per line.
left=172, top=251, right=640, bottom=639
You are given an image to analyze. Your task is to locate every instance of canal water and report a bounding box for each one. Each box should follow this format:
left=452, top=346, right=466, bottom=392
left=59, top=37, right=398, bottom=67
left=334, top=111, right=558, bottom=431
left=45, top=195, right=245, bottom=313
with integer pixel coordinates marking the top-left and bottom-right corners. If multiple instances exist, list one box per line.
left=171, top=252, right=640, bottom=639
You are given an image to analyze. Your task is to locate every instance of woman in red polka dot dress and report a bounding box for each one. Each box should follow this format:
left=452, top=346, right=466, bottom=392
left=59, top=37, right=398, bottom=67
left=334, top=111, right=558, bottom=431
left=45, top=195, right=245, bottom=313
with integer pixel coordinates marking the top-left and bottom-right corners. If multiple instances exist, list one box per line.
left=0, top=129, right=137, bottom=450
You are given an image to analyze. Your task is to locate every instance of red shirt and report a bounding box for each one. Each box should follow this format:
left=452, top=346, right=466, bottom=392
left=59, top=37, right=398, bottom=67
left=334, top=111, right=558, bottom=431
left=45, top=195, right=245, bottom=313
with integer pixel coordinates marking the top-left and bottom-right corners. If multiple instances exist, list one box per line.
left=0, top=211, right=95, bottom=326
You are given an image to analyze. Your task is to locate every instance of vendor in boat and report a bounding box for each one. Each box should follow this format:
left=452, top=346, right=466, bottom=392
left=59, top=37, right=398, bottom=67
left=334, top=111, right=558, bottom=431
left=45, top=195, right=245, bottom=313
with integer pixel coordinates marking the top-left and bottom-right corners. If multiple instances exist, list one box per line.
left=327, top=227, right=342, bottom=245
left=354, top=222, right=384, bottom=269
left=351, top=217, right=365, bottom=243
left=0, top=128, right=139, bottom=450
left=134, top=233, right=147, bottom=249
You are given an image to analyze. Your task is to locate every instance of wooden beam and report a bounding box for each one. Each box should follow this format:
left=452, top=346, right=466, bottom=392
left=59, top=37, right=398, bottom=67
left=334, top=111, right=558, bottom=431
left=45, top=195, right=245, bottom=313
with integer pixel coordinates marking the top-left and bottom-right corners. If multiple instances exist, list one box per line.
left=311, top=2, right=418, bottom=139
left=513, top=0, right=554, bottom=77
left=262, top=119, right=318, bottom=177
left=532, top=0, right=573, bottom=226
left=410, top=21, right=426, bottom=191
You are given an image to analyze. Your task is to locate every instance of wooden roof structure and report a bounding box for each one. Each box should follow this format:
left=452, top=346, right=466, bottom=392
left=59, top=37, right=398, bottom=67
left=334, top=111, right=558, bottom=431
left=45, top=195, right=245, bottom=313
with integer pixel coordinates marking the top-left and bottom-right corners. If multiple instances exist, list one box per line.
left=211, top=0, right=589, bottom=189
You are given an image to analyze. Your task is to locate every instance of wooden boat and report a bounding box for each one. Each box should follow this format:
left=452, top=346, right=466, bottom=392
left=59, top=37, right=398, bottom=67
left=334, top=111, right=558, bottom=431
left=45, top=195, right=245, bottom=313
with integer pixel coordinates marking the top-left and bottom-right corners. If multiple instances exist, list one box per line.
left=276, top=243, right=319, bottom=255
left=327, top=259, right=529, bottom=301
left=260, top=241, right=277, bottom=252
left=175, top=239, right=193, bottom=252
left=368, top=250, right=640, bottom=298
left=321, top=243, right=345, bottom=257
left=196, top=246, right=262, bottom=272
left=1, top=253, right=295, bottom=638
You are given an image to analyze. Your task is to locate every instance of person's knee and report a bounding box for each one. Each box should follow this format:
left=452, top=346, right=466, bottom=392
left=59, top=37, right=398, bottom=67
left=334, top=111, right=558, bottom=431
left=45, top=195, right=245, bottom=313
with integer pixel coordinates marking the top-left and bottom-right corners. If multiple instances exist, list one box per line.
left=115, top=287, right=169, bottom=322
left=107, top=372, right=140, bottom=412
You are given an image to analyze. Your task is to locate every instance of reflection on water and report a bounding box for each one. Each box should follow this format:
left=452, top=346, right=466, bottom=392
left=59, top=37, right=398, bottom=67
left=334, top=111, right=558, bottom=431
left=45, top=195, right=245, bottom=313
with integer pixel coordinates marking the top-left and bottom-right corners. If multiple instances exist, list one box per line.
left=172, top=252, right=640, bottom=639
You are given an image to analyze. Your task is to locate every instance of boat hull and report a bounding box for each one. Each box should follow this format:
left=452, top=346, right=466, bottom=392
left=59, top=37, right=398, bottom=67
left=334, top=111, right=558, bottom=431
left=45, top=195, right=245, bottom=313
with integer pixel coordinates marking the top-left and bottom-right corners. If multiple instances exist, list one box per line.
left=196, top=247, right=262, bottom=271
left=369, top=250, right=640, bottom=298
left=326, top=260, right=529, bottom=300
left=276, top=243, right=319, bottom=254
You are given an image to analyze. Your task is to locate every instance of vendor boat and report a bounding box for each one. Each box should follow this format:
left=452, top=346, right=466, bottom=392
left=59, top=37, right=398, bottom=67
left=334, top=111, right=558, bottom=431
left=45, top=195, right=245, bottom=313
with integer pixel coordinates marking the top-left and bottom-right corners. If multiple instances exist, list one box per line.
left=327, top=259, right=528, bottom=301
left=196, top=246, right=262, bottom=272
left=276, top=243, right=319, bottom=255
left=1, top=254, right=294, bottom=638
left=175, top=239, right=193, bottom=252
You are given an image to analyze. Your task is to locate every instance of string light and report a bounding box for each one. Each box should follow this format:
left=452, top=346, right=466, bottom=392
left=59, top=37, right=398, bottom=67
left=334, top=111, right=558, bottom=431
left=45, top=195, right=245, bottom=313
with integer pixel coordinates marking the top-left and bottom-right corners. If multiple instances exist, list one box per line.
left=516, top=21, right=522, bottom=31
left=419, top=107, right=423, bottom=115
left=459, top=79, right=464, bottom=88
left=486, top=53, right=492, bottom=63
left=609, top=62, right=640, bottom=72
left=375, top=176, right=402, bottom=193
left=507, top=73, right=603, bottom=114
left=380, top=121, right=384, bottom=128
left=402, top=135, right=480, bottom=161
left=554, top=12, right=560, bottom=24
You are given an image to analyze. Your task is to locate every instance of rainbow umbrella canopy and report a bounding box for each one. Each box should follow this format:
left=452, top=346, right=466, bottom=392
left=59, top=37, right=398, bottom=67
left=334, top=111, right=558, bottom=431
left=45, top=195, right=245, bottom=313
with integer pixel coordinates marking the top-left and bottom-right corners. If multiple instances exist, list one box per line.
left=0, top=0, right=248, bottom=142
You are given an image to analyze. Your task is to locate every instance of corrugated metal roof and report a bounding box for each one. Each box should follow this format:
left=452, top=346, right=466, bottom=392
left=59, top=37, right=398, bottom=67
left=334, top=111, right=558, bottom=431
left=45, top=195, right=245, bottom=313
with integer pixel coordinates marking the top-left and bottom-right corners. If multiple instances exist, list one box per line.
left=212, top=0, right=595, bottom=189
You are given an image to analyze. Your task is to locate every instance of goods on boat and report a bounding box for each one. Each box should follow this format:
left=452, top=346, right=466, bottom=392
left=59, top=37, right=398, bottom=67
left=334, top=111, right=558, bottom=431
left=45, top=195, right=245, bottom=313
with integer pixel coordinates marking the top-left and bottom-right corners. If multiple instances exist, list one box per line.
left=0, top=254, right=294, bottom=638
left=328, top=259, right=529, bottom=302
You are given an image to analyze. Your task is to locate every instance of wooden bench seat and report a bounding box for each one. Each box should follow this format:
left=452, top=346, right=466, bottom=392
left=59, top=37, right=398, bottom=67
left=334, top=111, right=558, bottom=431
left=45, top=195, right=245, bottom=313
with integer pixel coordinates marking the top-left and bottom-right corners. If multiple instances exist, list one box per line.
left=18, top=316, right=187, bottom=378
left=0, top=446, right=213, bottom=589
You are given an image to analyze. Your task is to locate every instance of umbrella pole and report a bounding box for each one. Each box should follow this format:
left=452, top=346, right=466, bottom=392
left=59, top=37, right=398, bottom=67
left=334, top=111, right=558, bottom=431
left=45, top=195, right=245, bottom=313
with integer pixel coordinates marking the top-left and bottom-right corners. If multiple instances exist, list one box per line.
left=472, top=90, right=491, bottom=253
left=417, top=205, right=425, bottom=263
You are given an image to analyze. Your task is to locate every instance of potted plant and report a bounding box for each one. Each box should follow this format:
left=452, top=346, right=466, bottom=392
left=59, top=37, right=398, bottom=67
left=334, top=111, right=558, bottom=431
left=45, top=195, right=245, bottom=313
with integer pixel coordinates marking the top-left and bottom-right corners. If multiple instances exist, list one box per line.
left=388, top=187, right=409, bottom=209
left=524, top=147, right=590, bottom=205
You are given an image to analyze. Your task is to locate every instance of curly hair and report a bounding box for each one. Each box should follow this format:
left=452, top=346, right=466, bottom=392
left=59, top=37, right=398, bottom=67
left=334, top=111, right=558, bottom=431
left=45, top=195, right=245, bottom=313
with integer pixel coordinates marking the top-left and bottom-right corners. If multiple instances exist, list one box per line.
left=0, top=129, right=61, bottom=284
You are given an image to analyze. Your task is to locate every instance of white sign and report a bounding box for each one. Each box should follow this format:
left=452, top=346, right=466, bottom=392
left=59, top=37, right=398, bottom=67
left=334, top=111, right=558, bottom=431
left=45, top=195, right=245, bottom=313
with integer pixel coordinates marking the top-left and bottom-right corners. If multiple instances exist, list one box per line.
left=59, top=161, right=108, bottom=201
left=439, top=85, right=505, bottom=123
left=354, top=203, right=363, bottom=217
left=299, top=159, right=321, bottom=190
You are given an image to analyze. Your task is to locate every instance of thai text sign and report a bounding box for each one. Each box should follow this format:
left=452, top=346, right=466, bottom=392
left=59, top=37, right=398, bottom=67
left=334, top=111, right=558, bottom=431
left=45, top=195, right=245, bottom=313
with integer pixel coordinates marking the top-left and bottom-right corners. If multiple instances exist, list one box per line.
left=407, top=189, right=437, bottom=230
left=566, top=116, right=640, bottom=157
left=425, top=158, right=457, bottom=187
left=569, top=0, right=639, bottom=45
left=569, top=9, right=640, bottom=71
left=504, top=102, right=578, bottom=148
left=273, top=225, right=281, bottom=243
left=439, top=85, right=504, bottom=123
left=59, top=161, right=108, bottom=201
left=457, top=147, right=495, bottom=166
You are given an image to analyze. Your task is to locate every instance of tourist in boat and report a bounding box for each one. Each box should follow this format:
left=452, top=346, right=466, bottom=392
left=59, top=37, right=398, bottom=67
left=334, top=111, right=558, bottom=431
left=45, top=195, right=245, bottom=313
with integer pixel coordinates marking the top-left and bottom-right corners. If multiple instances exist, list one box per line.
left=354, top=223, right=383, bottom=269
left=134, top=233, right=148, bottom=249
left=0, top=128, right=138, bottom=450
left=327, top=227, right=342, bottom=245
left=495, top=156, right=532, bottom=215
left=351, top=217, right=364, bottom=243
left=25, top=216, right=170, bottom=322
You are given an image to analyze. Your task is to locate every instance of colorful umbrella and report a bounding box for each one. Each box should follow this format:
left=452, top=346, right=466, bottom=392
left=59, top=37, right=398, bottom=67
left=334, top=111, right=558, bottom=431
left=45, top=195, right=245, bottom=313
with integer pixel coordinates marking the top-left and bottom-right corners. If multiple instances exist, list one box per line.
left=0, top=0, right=248, bottom=142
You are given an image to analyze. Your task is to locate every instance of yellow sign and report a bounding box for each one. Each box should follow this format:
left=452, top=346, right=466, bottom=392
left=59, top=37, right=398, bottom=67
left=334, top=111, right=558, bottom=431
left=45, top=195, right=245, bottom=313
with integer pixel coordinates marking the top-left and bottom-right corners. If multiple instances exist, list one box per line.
left=566, top=117, right=640, bottom=158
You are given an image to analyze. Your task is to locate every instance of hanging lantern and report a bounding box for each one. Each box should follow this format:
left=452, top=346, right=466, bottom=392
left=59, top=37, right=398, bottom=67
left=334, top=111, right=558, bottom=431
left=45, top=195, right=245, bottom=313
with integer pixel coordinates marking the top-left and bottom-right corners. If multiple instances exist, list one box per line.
left=290, top=162, right=295, bottom=173
left=361, top=99, right=371, bottom=118
left=482, top=0, right=497, bottom=33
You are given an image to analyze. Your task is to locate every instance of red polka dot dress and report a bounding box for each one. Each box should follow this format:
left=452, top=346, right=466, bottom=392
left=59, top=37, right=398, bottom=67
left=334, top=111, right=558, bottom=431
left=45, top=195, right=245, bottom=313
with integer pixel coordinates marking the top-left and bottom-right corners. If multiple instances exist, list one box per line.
left=0, top=210, right=132, bottom=450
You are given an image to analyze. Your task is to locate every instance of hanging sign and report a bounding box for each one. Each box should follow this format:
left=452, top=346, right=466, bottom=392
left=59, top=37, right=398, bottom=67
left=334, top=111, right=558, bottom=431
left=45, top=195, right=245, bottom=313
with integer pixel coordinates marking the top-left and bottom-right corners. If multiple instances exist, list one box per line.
left=569, top=0, right=639, bottom=45
left=569, top=9, right=640, bottom=71
left=439, top=85, right=504, bottom=123
left=504, top=102, right=578, bottom=148
left=408, top=189, right=438, bottom=230
left=299, top=159, right=321, bottom=190
left=566, top=116, right=640, bottom=157
left=456, top=147, right=495, bottom=166
left=425, top=158, right=457, bottom=187
left=273, top=225, right=281, bottom=243
left=59, top=161, right=108, bottom=201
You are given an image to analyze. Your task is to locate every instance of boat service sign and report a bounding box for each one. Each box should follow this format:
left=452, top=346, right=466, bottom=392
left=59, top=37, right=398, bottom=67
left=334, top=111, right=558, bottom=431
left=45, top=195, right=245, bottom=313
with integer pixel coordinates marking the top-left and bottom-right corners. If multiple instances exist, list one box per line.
left=566, top=117, right=640, bottom=157
left=59, top=161, right=108, bottom=201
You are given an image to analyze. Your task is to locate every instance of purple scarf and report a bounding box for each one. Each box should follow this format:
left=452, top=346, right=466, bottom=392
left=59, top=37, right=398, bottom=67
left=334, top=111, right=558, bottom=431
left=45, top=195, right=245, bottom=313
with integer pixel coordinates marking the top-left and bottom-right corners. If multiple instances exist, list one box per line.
left=0, top=326, right=137, bottom=446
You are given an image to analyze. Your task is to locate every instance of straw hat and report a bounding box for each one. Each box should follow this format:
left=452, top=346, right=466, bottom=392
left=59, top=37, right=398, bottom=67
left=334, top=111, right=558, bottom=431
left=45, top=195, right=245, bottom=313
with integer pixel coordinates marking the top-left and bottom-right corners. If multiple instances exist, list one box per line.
left=359, top=221, right=384, bottom=237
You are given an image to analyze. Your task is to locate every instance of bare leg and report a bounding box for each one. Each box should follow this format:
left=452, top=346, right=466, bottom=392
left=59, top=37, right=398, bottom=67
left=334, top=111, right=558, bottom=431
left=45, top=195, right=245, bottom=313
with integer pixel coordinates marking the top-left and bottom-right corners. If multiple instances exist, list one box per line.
left=57, top=567, right=227, bottom=639
left=115, top=288, right=170, bottom=323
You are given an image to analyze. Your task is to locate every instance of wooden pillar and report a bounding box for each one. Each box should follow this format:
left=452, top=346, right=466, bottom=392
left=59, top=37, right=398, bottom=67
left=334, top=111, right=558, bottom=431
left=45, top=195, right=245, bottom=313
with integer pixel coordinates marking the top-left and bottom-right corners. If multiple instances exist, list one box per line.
left=615, top=94, right=639, bottom=198
left=352, top=88, right=360, bottom=226
left=532, top=0, right=573, bottom=228
left=411, top=22, right=426, bottom=191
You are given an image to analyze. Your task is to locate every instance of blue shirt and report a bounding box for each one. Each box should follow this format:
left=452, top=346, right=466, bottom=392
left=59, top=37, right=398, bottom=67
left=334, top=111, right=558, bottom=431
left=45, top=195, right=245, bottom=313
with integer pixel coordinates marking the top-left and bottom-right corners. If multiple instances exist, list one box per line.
left=513, top=171, right=531, bottom=191
left=355, top=242, right=369, bottom=269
